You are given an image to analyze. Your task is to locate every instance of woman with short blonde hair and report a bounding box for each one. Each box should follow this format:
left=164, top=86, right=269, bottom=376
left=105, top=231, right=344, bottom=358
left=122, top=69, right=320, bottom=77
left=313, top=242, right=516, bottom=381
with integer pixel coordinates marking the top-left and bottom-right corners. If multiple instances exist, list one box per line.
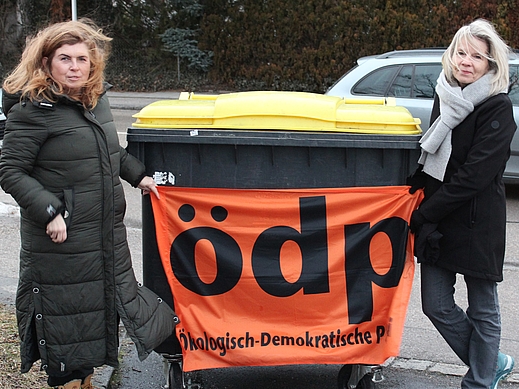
left=442, top=18, right=510, bottom=96
left=409, top=18, right=515, bottom=388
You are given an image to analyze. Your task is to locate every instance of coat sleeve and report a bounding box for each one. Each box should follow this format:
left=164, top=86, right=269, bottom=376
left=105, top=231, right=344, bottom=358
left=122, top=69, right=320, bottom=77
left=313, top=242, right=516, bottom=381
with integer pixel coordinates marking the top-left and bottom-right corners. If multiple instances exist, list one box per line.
left=0, top=103, right=64, bottom=224
left=119, top=146, right=146, bottom=187
left=419, top=94, right=516, bottom=223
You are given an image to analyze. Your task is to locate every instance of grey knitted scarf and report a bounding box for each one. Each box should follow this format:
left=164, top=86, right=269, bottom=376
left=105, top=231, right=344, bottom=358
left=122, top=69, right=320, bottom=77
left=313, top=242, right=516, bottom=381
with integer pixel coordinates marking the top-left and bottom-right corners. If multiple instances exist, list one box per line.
left=418, top=70, right=494, bottom=181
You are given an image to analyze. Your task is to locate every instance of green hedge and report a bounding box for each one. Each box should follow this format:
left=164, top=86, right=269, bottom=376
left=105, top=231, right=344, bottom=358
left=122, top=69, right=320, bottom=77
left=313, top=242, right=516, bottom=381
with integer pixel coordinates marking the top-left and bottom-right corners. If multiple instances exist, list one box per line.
left=3, top=0, right=519, bottom=92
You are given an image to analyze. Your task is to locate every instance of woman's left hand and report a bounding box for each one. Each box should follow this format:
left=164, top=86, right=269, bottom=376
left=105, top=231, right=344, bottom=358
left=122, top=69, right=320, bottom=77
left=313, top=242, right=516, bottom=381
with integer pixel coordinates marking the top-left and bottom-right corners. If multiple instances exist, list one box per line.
left=138, top=176, right=160, bottom=199
left=410, top=209, right=428, bottom=234
left=46, top=214, right=68, bottom=243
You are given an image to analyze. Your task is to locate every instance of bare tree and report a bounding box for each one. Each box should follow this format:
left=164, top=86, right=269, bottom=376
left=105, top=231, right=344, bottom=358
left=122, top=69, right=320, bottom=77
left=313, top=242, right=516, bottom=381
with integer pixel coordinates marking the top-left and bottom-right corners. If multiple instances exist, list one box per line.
left=0, top=0, right=24, bottom=77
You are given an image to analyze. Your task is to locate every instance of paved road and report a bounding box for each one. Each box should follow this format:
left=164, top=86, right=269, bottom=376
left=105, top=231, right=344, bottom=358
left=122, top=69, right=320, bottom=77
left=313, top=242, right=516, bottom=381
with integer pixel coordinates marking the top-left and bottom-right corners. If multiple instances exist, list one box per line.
left=2, top=92, right=519, bottom=388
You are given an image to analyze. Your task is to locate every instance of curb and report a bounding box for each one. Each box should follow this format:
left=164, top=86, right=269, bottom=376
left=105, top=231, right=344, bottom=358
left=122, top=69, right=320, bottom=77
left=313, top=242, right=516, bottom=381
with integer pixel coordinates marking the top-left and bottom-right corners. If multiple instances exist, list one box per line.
left=92, top=365, right=114, bottom=389
left=107, top=91, right=181, bottom=111
left=384, top=357, right=519, bottom=384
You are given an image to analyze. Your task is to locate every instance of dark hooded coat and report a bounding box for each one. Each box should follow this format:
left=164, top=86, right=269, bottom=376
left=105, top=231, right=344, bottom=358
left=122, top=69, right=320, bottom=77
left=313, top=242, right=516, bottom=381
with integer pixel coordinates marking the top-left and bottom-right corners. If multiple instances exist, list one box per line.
left=0, top=88, right=178, bottom=374
left=416, top=93, right=516, bottom=281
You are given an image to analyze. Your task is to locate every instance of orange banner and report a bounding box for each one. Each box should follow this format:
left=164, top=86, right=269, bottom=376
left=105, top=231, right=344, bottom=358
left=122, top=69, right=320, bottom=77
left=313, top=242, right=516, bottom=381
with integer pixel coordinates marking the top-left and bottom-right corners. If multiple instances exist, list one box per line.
left=151, top=186, right=423, bottom=372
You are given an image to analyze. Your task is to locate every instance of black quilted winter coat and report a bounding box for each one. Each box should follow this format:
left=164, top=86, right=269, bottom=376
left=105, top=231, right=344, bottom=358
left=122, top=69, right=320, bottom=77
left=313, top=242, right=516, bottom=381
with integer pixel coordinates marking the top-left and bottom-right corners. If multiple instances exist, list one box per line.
left=0, top=88, right=178, bottom=374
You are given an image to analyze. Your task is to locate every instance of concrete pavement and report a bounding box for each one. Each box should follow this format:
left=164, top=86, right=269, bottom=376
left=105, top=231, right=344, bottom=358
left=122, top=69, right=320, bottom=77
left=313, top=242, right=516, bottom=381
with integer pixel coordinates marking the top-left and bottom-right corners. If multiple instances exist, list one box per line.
left=107, top=90, right=182, bottom=110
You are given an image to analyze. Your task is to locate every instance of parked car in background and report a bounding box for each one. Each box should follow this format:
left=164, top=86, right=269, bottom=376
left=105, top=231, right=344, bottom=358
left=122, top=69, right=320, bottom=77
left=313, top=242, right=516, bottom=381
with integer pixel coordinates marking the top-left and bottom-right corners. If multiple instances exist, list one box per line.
left=325, top=48, right=519, bottom=184
left=0, top=88, right=5, bottom=152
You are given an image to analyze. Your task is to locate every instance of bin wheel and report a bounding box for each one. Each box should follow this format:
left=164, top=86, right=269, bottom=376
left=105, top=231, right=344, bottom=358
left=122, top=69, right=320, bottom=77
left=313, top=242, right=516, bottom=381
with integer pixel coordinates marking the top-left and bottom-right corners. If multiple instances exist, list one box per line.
left=338, top=364, right=376, bottom=389
left=168, top=361, right=183, bottom=389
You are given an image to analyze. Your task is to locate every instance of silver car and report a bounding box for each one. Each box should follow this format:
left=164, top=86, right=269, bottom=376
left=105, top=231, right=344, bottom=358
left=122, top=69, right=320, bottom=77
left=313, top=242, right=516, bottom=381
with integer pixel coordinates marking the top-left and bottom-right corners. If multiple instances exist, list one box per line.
left=0, top=88, right=5, bottom=152
left=325, top=48, right=519, bottom=184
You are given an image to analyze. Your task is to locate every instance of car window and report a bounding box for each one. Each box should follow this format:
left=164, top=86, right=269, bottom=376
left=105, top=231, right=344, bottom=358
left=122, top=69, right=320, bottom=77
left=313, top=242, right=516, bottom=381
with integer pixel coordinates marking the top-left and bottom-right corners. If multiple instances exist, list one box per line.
left=509, top=64, right=519, bottom=106
left=352, top=66, right=400, bottom=96
left=388, top=65, right=413, bottom=97
left=413, top=65, right=442, bottom=99
left=352, top=64, right=442, bottom=99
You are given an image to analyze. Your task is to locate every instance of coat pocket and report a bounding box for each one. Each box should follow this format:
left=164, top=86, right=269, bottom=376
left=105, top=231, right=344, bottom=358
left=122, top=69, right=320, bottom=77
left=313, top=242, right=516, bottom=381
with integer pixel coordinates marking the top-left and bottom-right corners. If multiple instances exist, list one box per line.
left=469, top=197, right=477, bottom=228
left=62, top=188, right=74, bottom=229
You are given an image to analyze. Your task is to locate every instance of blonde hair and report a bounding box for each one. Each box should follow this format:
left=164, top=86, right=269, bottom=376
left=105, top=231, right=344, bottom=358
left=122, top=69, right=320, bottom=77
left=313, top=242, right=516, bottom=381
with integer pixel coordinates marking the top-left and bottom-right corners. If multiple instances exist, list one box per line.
left=442, top=19, right=510, bottom=95
left=3, top=19, right=112, bottom=108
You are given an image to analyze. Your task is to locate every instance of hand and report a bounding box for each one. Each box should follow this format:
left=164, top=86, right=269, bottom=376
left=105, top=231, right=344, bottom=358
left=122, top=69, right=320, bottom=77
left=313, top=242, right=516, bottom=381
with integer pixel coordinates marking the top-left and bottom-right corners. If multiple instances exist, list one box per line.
left=46, top=214, right=67, bottom=243
left=138, top=176, right=160, bottom=199
left=409, top=209, right=428, bottom=234
left=406, top=168, right=426, bottom=194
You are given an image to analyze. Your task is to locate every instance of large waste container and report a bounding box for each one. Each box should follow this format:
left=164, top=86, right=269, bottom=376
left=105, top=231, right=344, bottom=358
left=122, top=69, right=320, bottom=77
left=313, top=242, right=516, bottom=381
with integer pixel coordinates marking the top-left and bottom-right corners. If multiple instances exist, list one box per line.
left=126, top=91, right=422, bottom=389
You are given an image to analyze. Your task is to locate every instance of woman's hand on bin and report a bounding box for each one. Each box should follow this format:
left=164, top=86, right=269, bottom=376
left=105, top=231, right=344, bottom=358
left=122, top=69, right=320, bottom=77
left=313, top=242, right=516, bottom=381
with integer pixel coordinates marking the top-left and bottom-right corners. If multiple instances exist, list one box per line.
left=406, top=166, right=427, bottom=194
left=138, top=176, right=160, bottom=199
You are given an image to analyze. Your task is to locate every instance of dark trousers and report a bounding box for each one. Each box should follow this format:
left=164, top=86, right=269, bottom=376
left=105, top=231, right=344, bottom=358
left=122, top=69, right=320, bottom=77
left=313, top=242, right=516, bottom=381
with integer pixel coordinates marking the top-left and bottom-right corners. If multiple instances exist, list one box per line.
left=420, top=263, right=501, bottom=388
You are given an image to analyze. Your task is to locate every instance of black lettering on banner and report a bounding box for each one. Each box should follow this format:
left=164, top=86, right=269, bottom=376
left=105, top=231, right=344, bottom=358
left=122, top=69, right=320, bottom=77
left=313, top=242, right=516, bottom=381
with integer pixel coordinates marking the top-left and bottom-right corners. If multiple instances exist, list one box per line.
left=376, top=325, right=385, bottom=343
left=261, top=332, right=270, bottom=346
left=170, top=227, right=243, bottom=295
left=168, top=196, right=409, bottom=326
left=178, top=326, right=389, bottom=356
left=251, top=196, right=329, bottom=297
left=344, top=217, right=408, bottom=324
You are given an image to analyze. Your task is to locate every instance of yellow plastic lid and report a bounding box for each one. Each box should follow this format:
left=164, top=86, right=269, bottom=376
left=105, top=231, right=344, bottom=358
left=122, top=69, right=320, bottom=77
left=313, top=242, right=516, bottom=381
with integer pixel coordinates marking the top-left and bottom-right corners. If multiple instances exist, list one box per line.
left=132, top=91, right=422, bottom=135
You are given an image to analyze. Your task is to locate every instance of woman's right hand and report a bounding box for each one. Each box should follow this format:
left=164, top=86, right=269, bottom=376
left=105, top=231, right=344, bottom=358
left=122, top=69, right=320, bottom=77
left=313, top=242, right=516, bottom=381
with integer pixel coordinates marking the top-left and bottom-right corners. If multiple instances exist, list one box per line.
left=46, top=214, right=67, bottom=243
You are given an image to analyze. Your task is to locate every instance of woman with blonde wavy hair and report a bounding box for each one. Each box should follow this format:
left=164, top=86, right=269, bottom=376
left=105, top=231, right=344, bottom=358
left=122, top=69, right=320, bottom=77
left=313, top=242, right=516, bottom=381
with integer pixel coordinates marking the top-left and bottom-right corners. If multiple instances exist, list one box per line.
left=0, top=19, right=178, bottom=389
left=4, top=19, right=109, bottom=108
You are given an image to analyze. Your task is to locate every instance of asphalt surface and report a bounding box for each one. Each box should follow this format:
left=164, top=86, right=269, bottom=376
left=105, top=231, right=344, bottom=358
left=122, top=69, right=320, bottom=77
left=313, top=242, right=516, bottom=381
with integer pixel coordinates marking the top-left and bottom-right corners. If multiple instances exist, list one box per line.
left=1, top=90, right=519, bottom=388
